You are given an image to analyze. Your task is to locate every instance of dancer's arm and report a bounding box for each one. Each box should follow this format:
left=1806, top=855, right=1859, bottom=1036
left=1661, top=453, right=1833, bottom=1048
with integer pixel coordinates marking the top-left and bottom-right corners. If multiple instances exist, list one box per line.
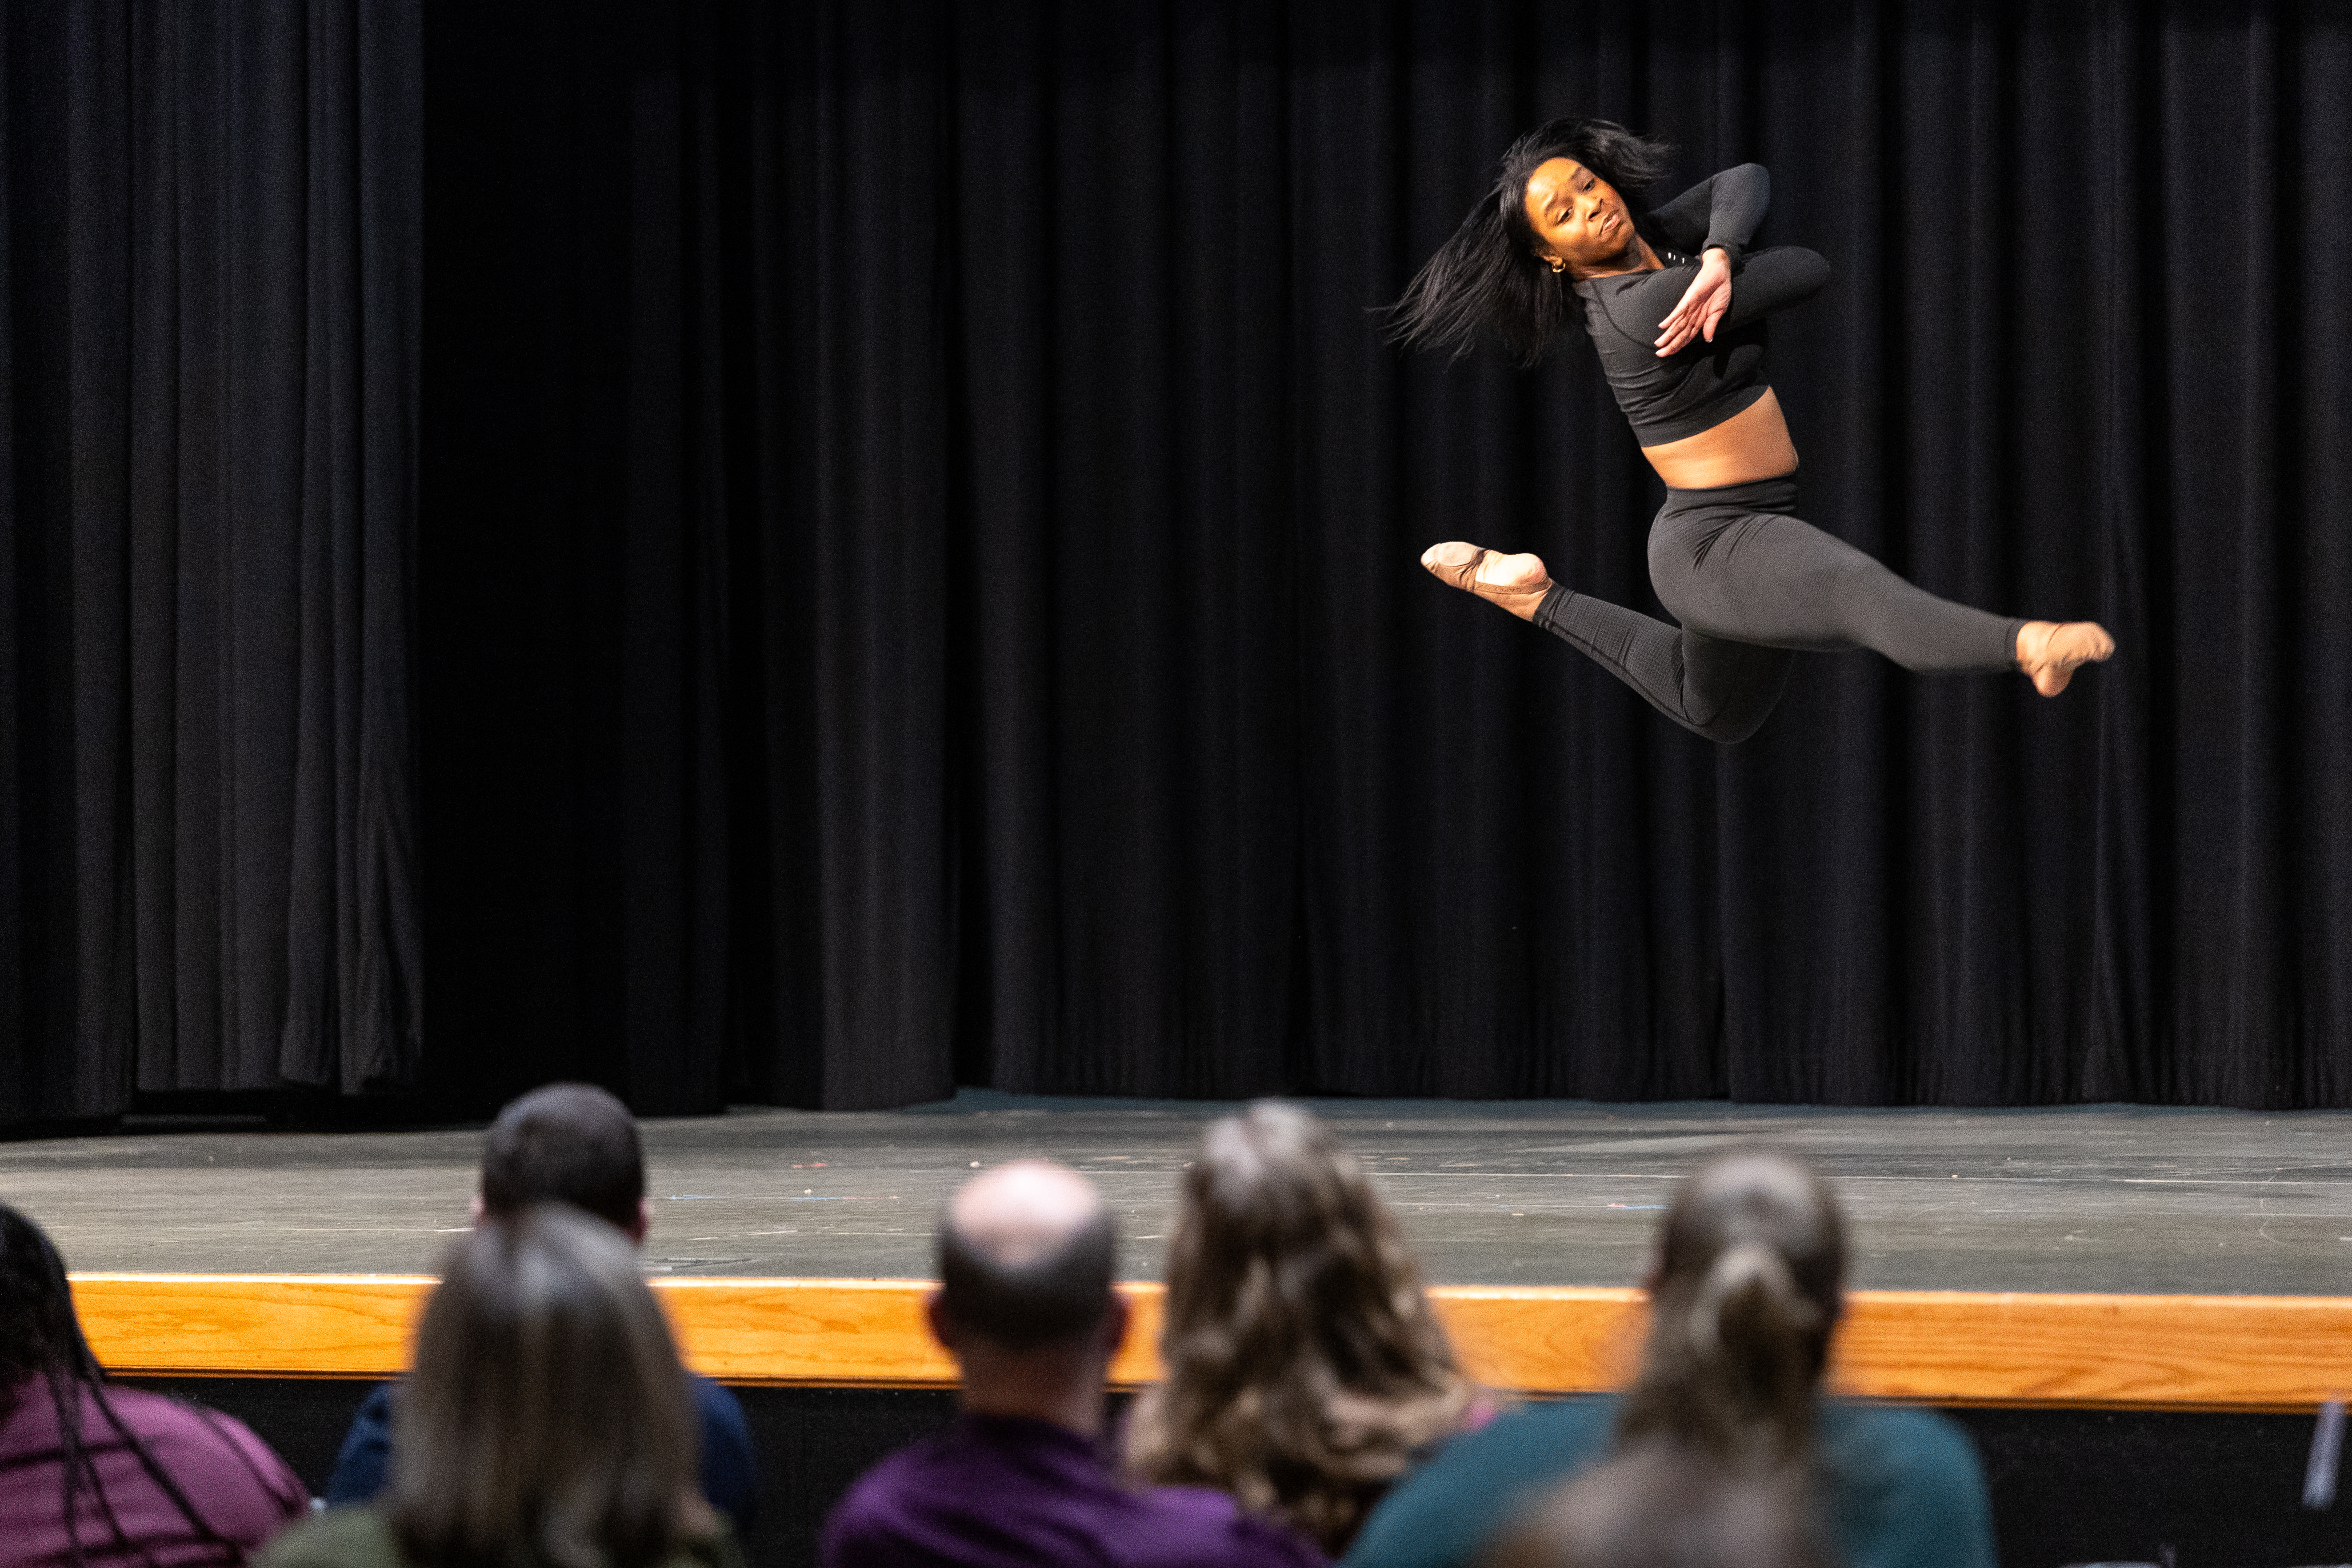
left=1648, top=165, right=1771, bottom=351
left=1630, top=245, right=1831, bottom=357
left=1716, top=246, right=1832, bottom=330
left=1646, top=163, right=1770, bottom=268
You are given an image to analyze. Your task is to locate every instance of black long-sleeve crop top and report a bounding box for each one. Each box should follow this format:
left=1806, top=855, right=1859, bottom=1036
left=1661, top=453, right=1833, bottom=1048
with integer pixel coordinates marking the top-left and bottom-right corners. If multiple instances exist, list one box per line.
left=1569, top=164, right=1831, bottom=446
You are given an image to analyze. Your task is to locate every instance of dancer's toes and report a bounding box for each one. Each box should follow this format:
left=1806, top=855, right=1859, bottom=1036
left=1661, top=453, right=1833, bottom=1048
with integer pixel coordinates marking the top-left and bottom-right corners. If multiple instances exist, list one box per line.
left=2015, top=620, right=2116, bottom=696
left=1422, top=541, right=1554, bottom=622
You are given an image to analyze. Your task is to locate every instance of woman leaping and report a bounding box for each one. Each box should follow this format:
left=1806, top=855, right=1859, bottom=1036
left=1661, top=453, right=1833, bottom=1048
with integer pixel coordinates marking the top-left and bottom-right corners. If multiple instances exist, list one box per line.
left=1392, top=120, right=2112, bottom=743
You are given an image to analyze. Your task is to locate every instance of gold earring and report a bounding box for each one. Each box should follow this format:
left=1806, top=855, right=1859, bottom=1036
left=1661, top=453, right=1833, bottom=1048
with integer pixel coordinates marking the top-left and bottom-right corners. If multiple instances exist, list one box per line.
left=1548, top=257, right=1566, bottom=275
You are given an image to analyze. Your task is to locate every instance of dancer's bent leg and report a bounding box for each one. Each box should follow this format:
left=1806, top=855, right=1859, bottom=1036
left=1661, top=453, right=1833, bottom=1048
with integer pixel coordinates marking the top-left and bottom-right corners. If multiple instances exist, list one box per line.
left=1423, top=539, right=1791, bottom=743
left=1532, top=587, right=1790, bottom=744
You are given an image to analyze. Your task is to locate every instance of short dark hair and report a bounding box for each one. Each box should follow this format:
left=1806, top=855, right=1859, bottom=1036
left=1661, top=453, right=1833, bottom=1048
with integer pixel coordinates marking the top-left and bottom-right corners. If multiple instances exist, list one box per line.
left=937, top=1205, right=1116, bottom=1352
left=391, top=1207, right=699, bottom=1568
left=479, top=1084, right=644, bottom=1231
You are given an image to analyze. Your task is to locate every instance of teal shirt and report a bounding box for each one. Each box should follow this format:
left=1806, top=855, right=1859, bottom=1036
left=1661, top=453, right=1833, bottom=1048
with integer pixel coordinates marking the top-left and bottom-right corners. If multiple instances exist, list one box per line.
left=1344, top=1396, right=1995, bottom=1568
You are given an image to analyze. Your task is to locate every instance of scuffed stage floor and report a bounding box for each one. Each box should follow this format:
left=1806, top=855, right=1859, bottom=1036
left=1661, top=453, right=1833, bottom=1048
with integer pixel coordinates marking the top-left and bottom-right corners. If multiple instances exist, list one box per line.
left=6, top=1091, right=2351, bottom=1294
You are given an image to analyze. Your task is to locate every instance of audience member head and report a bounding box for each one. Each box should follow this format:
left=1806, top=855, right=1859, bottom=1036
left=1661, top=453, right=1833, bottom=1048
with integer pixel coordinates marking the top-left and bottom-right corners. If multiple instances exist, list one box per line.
left=929, top=1160, right=1123, bottom=1435
left=1476, top=1441, right=1830, bottom=1568
left=1618, top=1149, right=1847, bottom=1469
left=1125, top=1101, right=1470, bottom=1554
left=391, top=1205, right=704, bottom=1568
left=0, top=1205, right=92, bottom=1397
left=0, top=1203, right=237, bottom=1559
left=478, top=1082, right=647, bottom=1240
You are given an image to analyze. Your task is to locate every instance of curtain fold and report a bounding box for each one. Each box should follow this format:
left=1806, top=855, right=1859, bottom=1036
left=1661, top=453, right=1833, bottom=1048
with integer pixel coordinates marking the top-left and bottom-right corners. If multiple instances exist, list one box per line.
left=0, top=0, right=420, bottom=1120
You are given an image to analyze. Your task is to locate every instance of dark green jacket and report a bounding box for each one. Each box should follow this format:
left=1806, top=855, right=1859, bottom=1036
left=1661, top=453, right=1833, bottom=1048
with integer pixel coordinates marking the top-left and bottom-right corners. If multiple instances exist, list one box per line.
left=260, top=1504, right=746, bottom=1568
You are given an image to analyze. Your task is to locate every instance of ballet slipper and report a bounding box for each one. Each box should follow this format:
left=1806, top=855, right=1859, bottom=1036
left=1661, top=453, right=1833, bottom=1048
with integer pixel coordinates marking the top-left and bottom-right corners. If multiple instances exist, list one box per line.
left=2014, top=620, right=2116, bottom=696
left=1422, top=541, right=1554, bottom=622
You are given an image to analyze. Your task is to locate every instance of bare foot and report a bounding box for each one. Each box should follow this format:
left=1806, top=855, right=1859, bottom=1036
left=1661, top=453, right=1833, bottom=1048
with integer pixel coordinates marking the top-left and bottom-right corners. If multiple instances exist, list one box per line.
left=1422, top=541, right=1553, bottom=623
left=2014, top=620, right=2116, bottom=696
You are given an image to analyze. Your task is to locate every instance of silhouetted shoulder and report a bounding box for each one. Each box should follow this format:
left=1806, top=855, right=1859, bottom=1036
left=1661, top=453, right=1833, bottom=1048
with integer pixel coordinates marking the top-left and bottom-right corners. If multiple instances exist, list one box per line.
left=1344, top=1397, right=1617, bottom=1568
left=1816, top=1404, right=1997, bottom=1568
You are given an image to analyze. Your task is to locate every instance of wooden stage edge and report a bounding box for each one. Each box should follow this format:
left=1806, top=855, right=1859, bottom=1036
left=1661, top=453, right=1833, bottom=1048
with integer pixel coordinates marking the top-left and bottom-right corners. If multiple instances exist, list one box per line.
left=68, top=1276, right=2352, bottom=1413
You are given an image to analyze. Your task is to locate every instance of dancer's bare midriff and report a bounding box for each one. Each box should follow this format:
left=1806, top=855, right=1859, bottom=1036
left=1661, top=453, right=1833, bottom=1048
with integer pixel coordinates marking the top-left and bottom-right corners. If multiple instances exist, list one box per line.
left=1639, top=389, right=1798, bottom=491
left=1418, top=390, right=1799, bottom=626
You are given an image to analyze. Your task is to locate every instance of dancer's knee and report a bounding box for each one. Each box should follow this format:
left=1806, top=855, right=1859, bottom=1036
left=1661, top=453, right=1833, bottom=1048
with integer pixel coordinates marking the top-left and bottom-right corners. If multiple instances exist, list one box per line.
left=1686, top=702, right=1774, bottom=745
left=1680, top=648, right=1792, bottom=744
left=1683, top=679, right=1781, bottom=743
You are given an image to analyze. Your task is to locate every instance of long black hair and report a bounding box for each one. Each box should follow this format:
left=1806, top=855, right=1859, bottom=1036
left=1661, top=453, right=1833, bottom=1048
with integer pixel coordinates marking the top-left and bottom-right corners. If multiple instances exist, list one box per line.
left=0, top=1203, right=252, bottom=1567
left=1613, top=1150, right=1846, bottom=1472
left=1388, top=117, right=1676, bottom=365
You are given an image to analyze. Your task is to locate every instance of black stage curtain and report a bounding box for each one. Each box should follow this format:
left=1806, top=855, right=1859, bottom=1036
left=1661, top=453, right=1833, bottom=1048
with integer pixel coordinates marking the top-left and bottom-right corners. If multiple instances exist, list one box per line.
left=0, top=0, right=421, bottom=1121
left=434, top=1, right=2346, bottom=1112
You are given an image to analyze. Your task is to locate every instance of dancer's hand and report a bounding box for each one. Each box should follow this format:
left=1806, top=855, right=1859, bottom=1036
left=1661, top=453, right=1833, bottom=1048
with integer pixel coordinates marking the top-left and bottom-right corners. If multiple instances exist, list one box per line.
left=1656, top=248, right=1734, bottom=356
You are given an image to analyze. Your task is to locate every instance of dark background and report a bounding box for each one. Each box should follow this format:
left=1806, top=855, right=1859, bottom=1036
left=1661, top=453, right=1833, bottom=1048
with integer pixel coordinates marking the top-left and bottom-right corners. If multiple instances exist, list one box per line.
left=10, top=1, right=2352, bottom=1121
left=131, top=1378, right=2352, bottom=1568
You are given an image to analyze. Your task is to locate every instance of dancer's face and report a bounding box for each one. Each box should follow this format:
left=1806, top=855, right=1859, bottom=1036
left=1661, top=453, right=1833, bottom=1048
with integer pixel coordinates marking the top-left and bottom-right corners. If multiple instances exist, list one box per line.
left=1523, top=157, right=1640, bottom=277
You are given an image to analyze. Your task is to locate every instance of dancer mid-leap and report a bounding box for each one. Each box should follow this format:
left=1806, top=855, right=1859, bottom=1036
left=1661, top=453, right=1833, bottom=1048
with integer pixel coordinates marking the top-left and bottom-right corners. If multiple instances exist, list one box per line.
left=1392, top=120, right=2112, bottom=742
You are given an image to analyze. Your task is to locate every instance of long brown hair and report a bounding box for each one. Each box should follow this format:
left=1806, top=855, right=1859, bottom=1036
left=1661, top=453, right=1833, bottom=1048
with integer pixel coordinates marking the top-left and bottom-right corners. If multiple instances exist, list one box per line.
left=1125, top=1102, right=1472, bottom=1553
left=389, top=1206, right=708, bottom=1568
left=1615, top=1150, right=1847, bottom=1471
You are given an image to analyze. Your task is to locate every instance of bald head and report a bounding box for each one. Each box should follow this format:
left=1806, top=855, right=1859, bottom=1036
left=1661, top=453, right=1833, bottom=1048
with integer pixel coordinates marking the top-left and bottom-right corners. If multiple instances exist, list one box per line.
left=939, top=1160, right=1116, bottom=1350
left=951, top=1160, right=1103, bottom=1265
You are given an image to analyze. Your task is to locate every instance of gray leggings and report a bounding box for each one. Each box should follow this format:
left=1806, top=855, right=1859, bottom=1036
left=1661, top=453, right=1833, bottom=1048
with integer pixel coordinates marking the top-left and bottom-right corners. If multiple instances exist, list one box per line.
left=1532, top=473, right=2024, bottom=743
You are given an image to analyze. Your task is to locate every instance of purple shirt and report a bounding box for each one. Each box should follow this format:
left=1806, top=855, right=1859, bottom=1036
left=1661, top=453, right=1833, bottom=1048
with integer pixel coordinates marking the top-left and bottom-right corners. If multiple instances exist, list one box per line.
left=0, top=1378, right=308, bottom=1566
left=822, top=1413, right=1327, bottom=1568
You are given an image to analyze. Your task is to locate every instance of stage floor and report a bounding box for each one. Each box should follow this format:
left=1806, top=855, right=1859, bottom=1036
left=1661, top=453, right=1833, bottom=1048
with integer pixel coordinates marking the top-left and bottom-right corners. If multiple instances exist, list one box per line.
left=6, top=1092, right=2352, bottom=1294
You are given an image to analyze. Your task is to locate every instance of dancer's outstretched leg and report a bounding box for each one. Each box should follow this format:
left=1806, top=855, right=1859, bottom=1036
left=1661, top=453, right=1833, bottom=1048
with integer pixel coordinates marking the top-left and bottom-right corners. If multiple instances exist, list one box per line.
left=1645, top=480, right=2116, bottom=696
left=1422, top=542, right=1791, bottom=744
